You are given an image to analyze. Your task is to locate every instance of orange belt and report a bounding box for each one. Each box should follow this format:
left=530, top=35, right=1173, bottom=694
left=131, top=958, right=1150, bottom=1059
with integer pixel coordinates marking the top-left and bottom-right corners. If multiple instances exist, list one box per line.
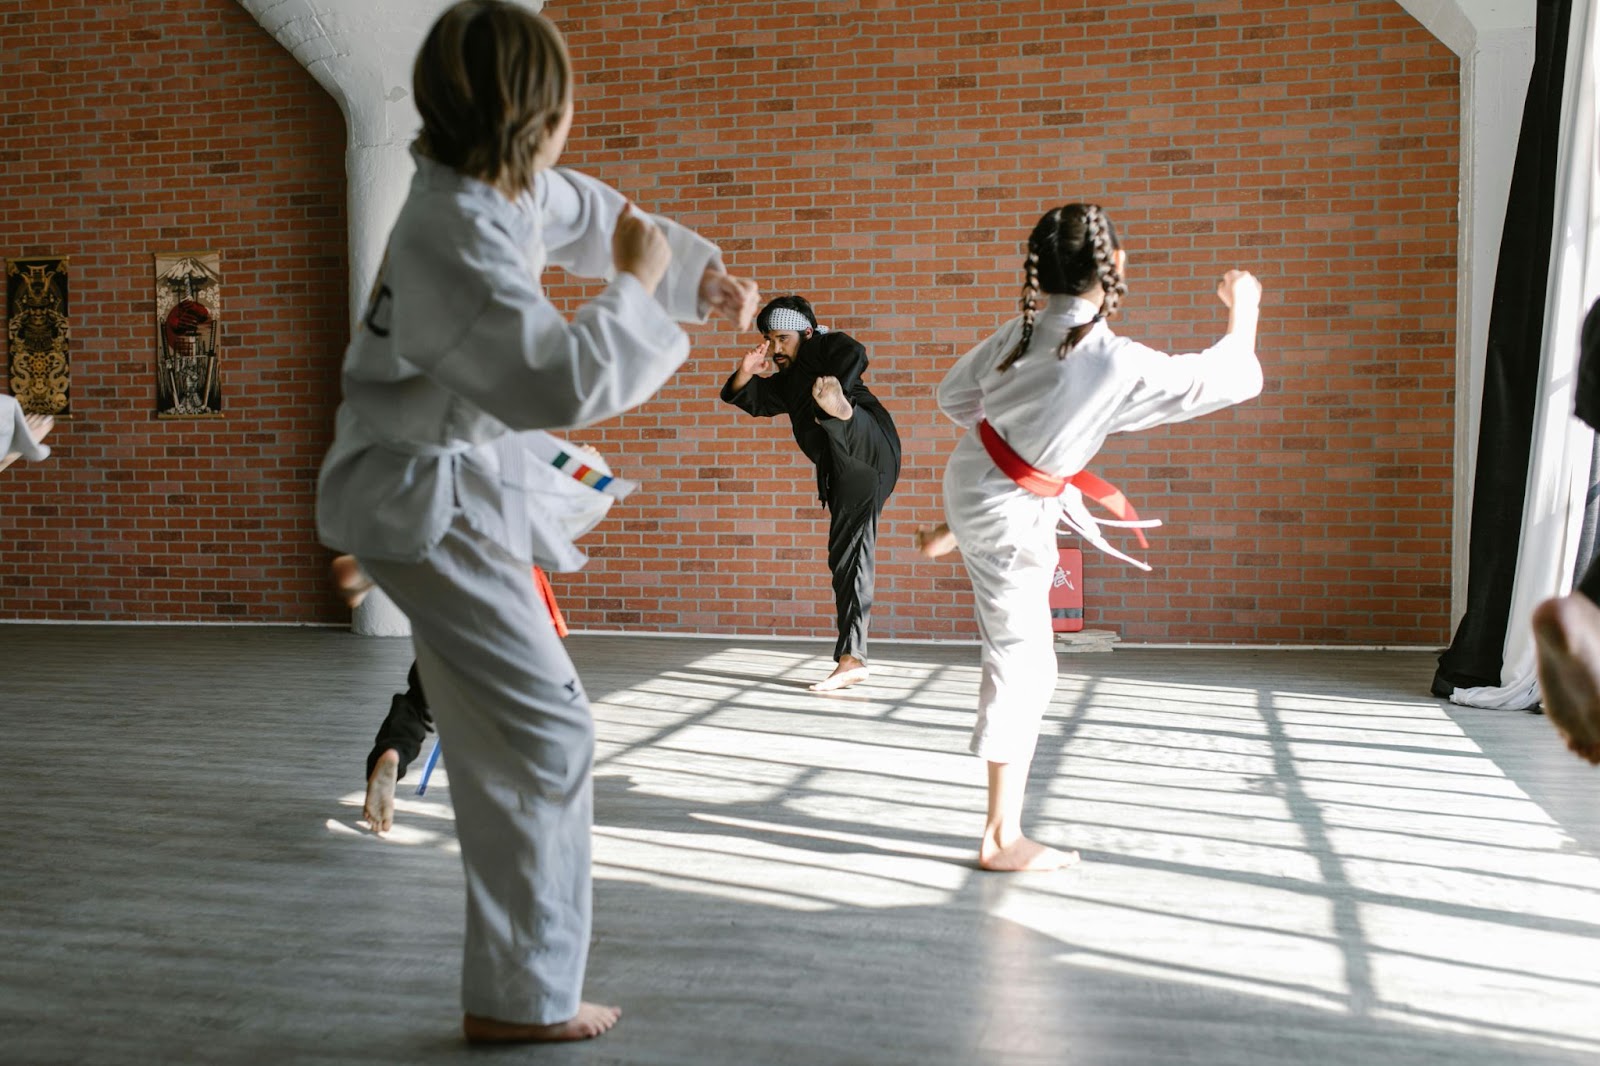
left=531, top=565, right=569, bottom=638
left=977, top=418, right=1149, bottom=549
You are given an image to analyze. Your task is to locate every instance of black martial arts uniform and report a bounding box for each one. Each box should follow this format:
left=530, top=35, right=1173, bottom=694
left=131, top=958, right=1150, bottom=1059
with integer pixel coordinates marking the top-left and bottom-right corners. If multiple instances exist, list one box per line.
left=720, top=330, right=901, bottom=662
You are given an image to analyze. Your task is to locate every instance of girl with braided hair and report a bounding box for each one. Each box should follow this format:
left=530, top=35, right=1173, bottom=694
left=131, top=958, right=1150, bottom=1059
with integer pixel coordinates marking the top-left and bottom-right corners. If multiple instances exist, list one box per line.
left=917, top=203, right=1264, bottom=871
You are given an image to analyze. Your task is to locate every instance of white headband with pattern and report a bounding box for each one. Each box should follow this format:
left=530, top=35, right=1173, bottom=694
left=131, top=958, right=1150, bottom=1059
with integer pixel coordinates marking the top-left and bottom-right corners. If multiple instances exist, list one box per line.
left=764, top=307, right=827, bottom=334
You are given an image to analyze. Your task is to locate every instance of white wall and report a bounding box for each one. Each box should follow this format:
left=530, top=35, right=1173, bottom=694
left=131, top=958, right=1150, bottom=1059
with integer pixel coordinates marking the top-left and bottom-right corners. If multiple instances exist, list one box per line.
left=235, top=0, right=545, bottom=635
left=1395, top=0, right=1537, bottom=631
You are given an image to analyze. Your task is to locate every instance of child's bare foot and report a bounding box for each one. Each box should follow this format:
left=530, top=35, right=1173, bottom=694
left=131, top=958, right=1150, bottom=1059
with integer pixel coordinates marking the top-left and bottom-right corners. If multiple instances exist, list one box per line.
left=331, top=554, right=374, bottom=609
left=810, top=654, right=870, bottom=692
left=463, top=1003, right=621, bottom=1043
left=915, top=523, right=957, bottom=559
left=1533, top=594, right=1600, bottom=763
left=979, top=831, right=1079, bottom=872
left=362, top=749, right=399, bottom=833
left=812, top=375, right=853, bottom=420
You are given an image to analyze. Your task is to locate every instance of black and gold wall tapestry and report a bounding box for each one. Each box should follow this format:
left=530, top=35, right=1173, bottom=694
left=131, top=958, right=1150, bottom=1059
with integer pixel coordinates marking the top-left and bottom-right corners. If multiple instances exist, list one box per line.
left=155, top=252, right=222, bottom=418
left=5, top=256, right=71, bottom=417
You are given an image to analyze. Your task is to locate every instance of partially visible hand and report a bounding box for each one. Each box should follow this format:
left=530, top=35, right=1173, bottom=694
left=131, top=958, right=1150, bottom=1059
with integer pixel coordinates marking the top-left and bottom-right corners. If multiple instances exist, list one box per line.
left=701, top=269, right=760, bottom=331
left=914, top=523, right=958, bottom=559
left=613, top=202, right=671, bottom=293
left=23, top=413, right=54, bottom=443
left=1217, top=269, right=1262, bottom=310
left=740, top=339, right=776, bottom=378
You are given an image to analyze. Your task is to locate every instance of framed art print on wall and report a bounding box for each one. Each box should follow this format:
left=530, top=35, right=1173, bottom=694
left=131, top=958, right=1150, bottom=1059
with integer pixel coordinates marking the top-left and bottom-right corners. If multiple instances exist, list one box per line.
left=154, top=251, right=222, bottom=418
left=5, top=256, right=71, bottom=417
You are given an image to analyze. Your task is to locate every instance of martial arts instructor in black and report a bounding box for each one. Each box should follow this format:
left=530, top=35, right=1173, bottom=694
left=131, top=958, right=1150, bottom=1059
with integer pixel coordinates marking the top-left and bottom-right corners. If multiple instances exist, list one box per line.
left=720, top=295, right=901, bottom=691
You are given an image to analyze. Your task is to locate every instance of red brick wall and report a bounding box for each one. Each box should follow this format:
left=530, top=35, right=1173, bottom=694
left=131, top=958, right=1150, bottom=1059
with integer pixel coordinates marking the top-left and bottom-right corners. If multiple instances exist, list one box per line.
left=1, top=0, right=1457, bottom=645
left=0, top=0, right=349, bottom=622
left=544, top=0, right=1459, bottom=646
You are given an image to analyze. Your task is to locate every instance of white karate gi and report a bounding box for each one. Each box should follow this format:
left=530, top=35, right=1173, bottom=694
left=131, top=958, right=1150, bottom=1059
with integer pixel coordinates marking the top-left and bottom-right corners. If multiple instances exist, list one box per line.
left=937, top=294, right=1263, bottom=762
left=317, top=151, right=721, bottom=1024
left=0, top=395, right=51, bottom=464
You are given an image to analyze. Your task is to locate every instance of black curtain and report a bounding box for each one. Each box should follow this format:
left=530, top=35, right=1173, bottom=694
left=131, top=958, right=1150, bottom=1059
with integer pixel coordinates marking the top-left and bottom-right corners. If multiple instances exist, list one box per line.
left=1434, top=0, right=1575, bottom=697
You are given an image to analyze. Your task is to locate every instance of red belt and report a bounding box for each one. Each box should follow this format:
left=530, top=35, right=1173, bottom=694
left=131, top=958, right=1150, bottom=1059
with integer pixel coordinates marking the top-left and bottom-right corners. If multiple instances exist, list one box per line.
left=977, top=418, right=1149, bottom=549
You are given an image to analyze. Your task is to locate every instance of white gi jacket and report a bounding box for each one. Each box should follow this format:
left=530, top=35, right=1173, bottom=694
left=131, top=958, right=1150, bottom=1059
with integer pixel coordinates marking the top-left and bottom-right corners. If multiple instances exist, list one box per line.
left=317, top=151, right=721, bottom=571
left=937, top=294, right=1263, bottom=569
left=938, top=295, right=1263, bottom=471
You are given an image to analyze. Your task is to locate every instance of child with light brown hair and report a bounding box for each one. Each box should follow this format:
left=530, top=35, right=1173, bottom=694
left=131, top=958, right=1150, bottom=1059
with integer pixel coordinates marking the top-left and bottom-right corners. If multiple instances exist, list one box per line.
left=316, top=0, right=757, bottom=1043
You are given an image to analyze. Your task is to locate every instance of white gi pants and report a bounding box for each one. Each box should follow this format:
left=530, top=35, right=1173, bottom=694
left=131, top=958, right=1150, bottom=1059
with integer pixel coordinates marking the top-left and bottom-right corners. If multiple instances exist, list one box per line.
left=943, top=435, right=1062, bottom=763
left=361, top=516, right=593, bottom=1025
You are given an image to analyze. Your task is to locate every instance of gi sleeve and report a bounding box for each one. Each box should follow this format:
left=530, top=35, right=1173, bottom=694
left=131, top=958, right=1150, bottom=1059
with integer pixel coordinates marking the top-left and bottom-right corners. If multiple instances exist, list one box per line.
left=720, top=370, right=787, bottom=417
left=1108, top=332, right=1264, bottom=434
left=936, top=319, right=1019, bottom=429
left=395, top=212, right=689, bottom=432
left=535, top=168, right=723, bottom=323
left=0, top=394, right=50, bottom=463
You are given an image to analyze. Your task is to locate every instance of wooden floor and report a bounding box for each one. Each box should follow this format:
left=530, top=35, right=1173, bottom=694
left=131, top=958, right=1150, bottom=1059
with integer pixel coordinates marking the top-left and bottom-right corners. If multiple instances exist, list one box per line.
left=3, top=626, right=1599, bottom=1065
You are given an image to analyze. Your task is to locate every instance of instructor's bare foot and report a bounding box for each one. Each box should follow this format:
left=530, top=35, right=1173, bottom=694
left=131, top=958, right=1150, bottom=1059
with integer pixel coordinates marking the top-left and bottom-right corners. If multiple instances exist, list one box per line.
left=812, top=375, right=853, bottom=420
left=363, top=749, right=399, bottom=833
left=979, top=831, right=1079, bottom=872
left=463, top=1003, right=621, bottom=1043
left=811, top=655, right=869, bottom=692
left=331, top=554, right=374, bottom=609
left=1533, top=594, right=1600, bottom=763
left=915, top=523, right=957, bottom=559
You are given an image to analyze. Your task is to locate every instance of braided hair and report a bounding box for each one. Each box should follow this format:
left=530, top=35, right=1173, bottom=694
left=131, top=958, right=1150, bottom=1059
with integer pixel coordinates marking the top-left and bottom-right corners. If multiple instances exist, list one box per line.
left=996, top=203, right=1125, bottom=372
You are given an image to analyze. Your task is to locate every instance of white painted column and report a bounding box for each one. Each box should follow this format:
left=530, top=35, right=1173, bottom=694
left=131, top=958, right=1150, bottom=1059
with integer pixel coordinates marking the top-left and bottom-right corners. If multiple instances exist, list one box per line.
left=1395, top=0, right=1536, bottom=632
left=236, top=0, right=543, bottom=635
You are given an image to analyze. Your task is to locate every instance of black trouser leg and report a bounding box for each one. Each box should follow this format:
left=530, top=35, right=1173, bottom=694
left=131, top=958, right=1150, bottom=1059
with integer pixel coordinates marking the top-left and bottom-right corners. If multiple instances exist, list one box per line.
left=819, top=404, right=900, bottom=662
left=827, top=480, right=879, bottom=662
left=1578, top=555, right=1600, bottom=605
left=364, top=661, right=435, bottom=779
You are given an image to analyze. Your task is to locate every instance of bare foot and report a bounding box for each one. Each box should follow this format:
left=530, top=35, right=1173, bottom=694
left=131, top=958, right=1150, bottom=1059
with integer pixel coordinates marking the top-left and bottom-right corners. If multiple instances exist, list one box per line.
left=810, top=655, right=870, bottom=692
left=331, top=554, right=374, bottom=609
left=979, top=832, right=1080, bottom=872
left=463, top=1003, right=621, bottom=1043
left=812, top=375, right=853, bottom=420
left=1533, top=595, right=1600, bottom=763
left=915, top=523, right=957, bottom=559
left=362, top=749, right=399, bottom=833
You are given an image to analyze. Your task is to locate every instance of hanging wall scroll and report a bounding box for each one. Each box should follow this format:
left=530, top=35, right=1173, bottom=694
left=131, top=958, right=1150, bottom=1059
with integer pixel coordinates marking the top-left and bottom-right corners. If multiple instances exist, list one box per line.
left=5, top=256, right=71, bottom=416
left=154, top=251, right=222, bottom=418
